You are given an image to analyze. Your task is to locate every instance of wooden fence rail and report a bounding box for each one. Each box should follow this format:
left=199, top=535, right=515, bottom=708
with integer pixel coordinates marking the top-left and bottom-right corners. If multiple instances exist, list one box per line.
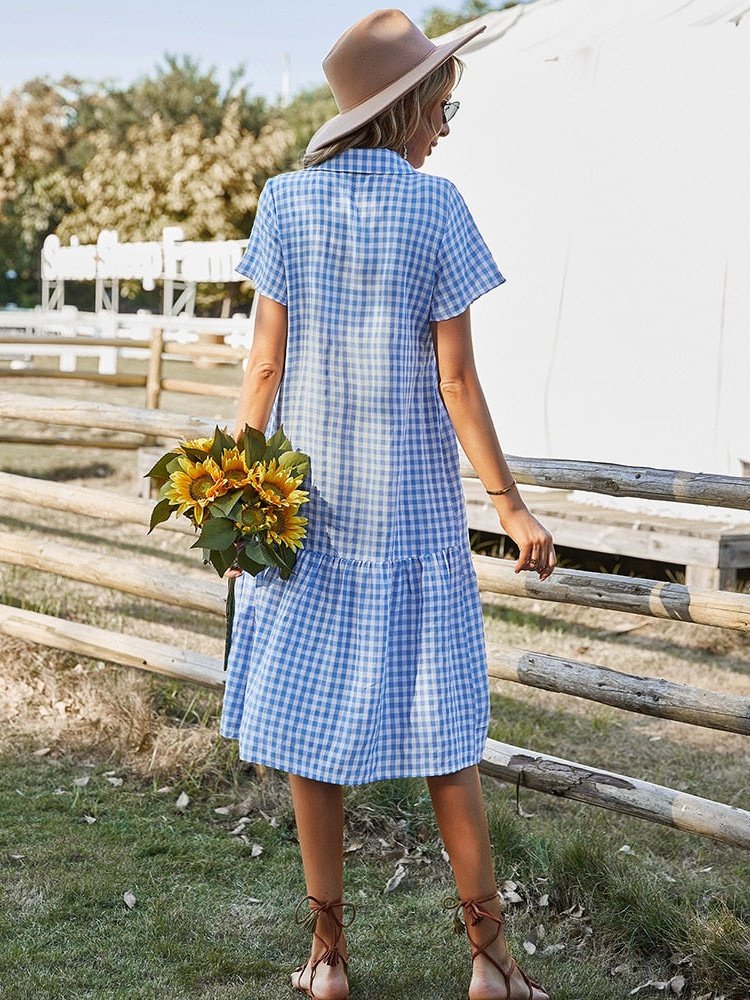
left=1, top=529, right=749, bottom=736
left=0, top=471, right=748, bottom=630
left=2, top=392, right=749, bottom=509
left=0, top=329, right=244, bottom=407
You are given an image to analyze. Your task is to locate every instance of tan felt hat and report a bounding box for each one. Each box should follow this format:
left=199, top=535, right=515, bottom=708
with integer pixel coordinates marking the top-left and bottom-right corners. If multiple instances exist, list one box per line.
left=305, top=8, right=487, bottom=155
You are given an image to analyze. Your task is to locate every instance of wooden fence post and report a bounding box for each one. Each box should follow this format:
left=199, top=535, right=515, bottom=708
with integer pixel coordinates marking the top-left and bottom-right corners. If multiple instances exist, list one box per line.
left=142, top=326, right=165, bottom=470
left=145, top=327, right=164, bottom=411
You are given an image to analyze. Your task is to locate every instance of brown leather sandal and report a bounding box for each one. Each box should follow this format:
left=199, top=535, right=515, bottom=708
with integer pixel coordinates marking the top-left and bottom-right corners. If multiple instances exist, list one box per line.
left=443, top=890, right=550, bottom=999
left=291, top=894, right=356, bottom=998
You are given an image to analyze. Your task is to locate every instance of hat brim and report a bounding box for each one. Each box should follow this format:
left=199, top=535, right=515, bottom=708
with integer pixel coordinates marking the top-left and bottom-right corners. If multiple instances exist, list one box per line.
left=305, top=21, right=487, bottom=156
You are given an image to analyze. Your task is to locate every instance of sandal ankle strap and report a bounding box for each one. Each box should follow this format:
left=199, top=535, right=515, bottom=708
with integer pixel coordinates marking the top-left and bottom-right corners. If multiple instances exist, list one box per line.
left=294, top=894, right=356, bottom=997
left=294, top=893, right=357, bottom=934
left=443, top=890, right=504, bottom=935
left=443, top=891, right=548, bottom=998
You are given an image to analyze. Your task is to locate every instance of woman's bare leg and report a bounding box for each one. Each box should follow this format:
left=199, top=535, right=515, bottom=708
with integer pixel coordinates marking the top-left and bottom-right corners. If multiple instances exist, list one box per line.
left=287, top=772, right=350, bottom=999
left=426, top=765, right=549, bottom=1000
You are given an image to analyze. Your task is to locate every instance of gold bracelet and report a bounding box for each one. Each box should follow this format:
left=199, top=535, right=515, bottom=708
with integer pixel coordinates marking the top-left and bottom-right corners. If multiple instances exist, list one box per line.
left=485, top=479, right=516, bottom=496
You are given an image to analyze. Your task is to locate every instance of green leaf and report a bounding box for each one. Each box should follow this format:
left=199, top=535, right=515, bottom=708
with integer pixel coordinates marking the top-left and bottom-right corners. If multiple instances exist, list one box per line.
left=143, top=451, right=178, bottom=480
left=216, top=425, right=237, bottom=453
left=166, top=455, right=184, bottom=474
left=190, top=516, right=238, bottom=551
left=179, top=446, right=211, bottom=462
left=264, top=425, right=292, bottom=461
left=147, top=497, right=174, bottom=534
left=208, top=489, right=244, bottom=517
left=273, top=543, right=297, bottom=572
left=242, top=536, right=273, bottom=565
left=259, top=539, right=289, bottom=572
left=236, top=549, right=266, bottom=576
left=208, top=426, right=224, bottom=463
left=242, top=425, right=267, bottom=465
left=277, top=450, right=310, bottom=478
left=209, top=547, right=236, bottom=578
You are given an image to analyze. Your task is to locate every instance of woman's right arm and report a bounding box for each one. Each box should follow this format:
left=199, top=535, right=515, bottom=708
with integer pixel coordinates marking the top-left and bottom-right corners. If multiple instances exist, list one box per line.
left=431, top=307, right=556, bottom=581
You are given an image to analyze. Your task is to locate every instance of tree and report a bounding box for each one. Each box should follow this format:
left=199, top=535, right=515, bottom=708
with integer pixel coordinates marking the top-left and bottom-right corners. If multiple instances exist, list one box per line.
left=421, top=0, right=520, bottom=37
left=0, top=59, right=292, bottom=311
left=0, top=80, right=71, bottom=306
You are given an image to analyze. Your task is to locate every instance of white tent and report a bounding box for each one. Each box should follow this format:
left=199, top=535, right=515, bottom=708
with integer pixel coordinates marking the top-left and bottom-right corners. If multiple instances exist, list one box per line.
left=426, top=0, right=750, bottom=490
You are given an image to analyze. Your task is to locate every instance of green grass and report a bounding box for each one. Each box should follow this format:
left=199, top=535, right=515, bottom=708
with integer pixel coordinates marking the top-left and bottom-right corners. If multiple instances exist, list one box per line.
left=2, top=729, right=749, bottom=1000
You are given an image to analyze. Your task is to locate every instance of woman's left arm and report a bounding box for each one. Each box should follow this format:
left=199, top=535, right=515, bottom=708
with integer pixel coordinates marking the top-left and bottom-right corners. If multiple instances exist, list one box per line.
left=233, top=294, right=288, bottom=440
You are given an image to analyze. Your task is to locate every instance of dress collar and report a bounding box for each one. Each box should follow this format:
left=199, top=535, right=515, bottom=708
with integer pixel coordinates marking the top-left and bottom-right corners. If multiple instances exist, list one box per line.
left=312, top=146, right=414, bottom=174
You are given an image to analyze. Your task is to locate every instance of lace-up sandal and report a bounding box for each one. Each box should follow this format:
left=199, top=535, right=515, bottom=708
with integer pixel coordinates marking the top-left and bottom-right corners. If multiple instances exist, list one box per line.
left=291, top=894, right=356, bottom=999
left=444, top=891, right=550, bottom=1000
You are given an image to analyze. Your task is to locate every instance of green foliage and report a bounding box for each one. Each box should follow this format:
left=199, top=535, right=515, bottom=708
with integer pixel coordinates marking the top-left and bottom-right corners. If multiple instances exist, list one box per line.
left=273, top=83, right=339, bottom=171
left=241, top=424, right=268, bottom=465
left=191, top=516, right=237, bottom=552
left=421, top=0, right=520, bottom=37
left=0, top=57, right=293, bottom=311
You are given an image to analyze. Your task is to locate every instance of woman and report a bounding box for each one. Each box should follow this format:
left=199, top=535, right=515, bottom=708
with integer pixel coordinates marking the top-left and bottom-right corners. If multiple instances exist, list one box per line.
left=221, top=9, right=555, bottom=1000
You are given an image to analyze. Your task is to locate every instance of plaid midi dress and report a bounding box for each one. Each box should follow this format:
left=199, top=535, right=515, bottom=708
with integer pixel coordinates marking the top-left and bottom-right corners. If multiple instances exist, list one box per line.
left=219, top=145, right=506, bottom=785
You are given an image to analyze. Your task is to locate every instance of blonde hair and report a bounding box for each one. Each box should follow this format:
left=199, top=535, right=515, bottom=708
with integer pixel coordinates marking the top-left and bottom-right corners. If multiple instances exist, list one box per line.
left=302, top=56, right=464, bottom=168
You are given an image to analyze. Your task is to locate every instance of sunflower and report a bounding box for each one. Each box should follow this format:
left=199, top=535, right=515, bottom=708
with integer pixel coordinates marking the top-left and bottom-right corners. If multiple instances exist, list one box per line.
left=265, top=505, right=308, bottom=550
left=164, top=455, right=229, bottom=524
left=178, top=436, right=213, bottom=455
left=253, top=458, right=309, bottom=509
left=220, top=448, right=253, bottom=489
left=237, top=505, right=268, bottom=535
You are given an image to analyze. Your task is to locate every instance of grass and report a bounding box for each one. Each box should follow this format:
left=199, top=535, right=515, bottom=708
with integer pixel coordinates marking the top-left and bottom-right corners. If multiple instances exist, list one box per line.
left=2, top=741, right=749, bottom=999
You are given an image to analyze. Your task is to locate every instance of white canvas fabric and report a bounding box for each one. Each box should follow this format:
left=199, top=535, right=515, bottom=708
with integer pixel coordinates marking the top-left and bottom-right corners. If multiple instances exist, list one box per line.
left=425, top=0, right=750, bottom=487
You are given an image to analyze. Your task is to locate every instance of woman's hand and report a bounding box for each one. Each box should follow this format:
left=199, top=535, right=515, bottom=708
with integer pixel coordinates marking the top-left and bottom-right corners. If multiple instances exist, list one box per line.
left=498, top=507, right=556, bottom=581
left=226, top=566, right=243, bottom=579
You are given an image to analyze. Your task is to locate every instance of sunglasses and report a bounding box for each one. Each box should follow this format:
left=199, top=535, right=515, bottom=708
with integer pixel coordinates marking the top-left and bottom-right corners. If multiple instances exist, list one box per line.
left=441, top=100, right=460, bottom=123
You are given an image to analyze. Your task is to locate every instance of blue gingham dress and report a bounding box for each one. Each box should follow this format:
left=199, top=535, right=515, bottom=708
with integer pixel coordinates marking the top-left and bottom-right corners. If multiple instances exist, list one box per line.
left=220, top=146, right=505, bottom=785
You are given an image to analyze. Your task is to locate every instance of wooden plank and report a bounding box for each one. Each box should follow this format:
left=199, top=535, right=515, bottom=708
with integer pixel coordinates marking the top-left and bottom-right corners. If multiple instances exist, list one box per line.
left=479, top=742, right=750, bottom=850
left=0, top=479, right=746, bottom=629
left=487, top=643, right=750, bottom=734
left=459, top=457, right=750, bottom=510
left=467, top=495, right=721, bottom=566
left=473, top=555, right=750, bottom=632
left=145, top=327, right=164, bottom=411
left=465, top=480, right=750, bottom=569
left=0, top=603, right=224, bottom=688
left=0, top=393, right=216, bottom=440
left=160, top=378, right=240, bottom=398
left=0, top=370, right=146, bottom=386
left=1, top=391, right=747, bottom=509
left=163, top=342, right=247, bottom=361
left=0, top=436, right=142, bottom=449
left=0, top=472, right=193, bottom=534
left=684, top=565, right=739, bottom=592
left=0, top=335, right=150, bottom=348
left=0, top=531, right=225, bottom=615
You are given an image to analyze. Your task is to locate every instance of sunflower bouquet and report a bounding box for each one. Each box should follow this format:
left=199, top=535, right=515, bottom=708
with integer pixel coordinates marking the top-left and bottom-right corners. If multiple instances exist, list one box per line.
left=144, top=424, right=311, bottom=581
left=145, top=424, right=310, bottom=670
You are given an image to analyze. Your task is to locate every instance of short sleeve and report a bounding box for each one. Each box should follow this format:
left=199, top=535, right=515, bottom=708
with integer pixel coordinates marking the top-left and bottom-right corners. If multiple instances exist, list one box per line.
left=235, top=179, right=288, bottom=306
left=429, top=183, right=506, bottom=322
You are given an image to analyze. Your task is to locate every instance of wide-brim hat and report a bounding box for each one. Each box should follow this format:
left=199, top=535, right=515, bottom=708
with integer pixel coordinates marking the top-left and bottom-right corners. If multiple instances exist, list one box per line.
left=305, top=8, right=487, bottom=156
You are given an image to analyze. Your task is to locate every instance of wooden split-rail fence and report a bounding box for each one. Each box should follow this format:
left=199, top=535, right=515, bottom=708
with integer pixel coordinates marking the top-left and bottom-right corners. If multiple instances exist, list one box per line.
left=0, top=321, right=246, bottom=449
left=0, top=391, right=748, bottom=849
